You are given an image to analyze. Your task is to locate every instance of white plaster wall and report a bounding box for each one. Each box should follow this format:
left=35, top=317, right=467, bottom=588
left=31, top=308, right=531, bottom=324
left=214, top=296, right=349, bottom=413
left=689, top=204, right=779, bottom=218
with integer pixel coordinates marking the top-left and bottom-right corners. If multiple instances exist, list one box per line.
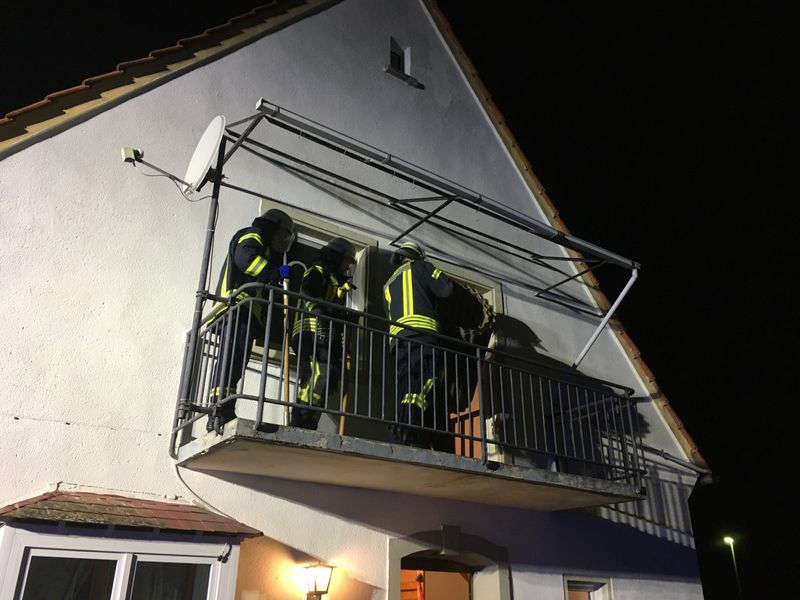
left=0, top=0, right=701, bottom=598
left=511, top=570, right=703, bottom=600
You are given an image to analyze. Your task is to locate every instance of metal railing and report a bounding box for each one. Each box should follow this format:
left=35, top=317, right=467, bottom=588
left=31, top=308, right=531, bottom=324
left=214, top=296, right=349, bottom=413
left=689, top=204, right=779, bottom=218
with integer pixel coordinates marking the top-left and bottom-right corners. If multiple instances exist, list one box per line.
left=171, top=283, right=643, bottom=491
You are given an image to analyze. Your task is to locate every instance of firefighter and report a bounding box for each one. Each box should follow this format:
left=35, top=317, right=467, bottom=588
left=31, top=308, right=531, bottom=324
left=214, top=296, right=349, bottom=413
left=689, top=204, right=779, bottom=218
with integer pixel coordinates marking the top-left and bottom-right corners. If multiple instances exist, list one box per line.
left=290, top=237, right=358, bottom=429
left=206, top=209, right=295, bottom=432
left=383, top=241, right=454, bottom=448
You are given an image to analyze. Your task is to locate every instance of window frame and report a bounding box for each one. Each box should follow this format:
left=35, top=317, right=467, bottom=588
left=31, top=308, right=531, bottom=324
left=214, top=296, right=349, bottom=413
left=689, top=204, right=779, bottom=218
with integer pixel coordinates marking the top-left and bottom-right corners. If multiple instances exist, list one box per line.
left=0, top=525, right=238, bottom=600
left=428, top=258, right=504, bottom=316
left=384, top=36, right=424, bottom=89
left=251, top=202, right=378, bottom=362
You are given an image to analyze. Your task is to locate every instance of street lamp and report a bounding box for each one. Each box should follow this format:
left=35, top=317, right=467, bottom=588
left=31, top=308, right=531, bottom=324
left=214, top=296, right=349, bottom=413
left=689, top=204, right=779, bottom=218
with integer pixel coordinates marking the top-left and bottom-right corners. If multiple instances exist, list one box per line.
left=723, top=536, right=742, bottom=599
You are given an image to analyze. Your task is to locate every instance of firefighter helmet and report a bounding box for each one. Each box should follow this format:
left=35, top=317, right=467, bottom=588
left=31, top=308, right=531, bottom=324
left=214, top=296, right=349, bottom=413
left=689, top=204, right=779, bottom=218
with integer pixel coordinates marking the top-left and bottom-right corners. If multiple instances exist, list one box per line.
left=252, top=208, right=294, bottom=234
left=393, top=240, right=426, bottom=262
left=323, top=237, right=357, bottom=262
left=253, top=209, right=295, bottom=253
left=322, top=237, right=357, bottom=277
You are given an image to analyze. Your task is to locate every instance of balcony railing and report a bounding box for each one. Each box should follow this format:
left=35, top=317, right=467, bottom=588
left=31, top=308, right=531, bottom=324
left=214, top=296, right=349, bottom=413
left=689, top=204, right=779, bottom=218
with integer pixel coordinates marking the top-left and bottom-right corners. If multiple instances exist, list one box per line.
left=171, top=283, right=643, bottom=493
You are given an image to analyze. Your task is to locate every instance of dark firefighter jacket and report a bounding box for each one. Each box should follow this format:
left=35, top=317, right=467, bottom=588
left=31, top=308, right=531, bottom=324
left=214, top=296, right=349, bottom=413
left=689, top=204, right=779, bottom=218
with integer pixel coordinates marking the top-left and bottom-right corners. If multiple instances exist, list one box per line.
left=208, top=226, right=280, bottom=323
left=383, top=260, right=453, bottom=339
left=292, top=264, right=354, bottom=339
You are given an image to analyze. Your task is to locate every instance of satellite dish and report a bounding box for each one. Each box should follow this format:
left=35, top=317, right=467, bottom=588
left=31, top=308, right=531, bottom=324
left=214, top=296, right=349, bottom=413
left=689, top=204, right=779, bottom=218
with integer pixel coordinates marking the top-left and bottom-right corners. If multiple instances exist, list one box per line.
left=182, top=115, right=226, bottom=195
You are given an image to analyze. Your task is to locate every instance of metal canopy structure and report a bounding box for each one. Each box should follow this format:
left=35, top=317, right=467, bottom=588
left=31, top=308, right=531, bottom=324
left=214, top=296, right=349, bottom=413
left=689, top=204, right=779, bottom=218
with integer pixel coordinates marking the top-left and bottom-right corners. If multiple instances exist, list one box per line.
left=179, top=97, right=640, bottom=370
left=211, top=98, right=640, bottom=368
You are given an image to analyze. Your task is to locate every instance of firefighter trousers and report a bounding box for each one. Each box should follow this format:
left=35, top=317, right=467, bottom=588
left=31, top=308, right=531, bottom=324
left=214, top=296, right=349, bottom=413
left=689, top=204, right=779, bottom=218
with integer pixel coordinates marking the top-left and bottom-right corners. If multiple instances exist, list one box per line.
left=392, top=334, right=450, bottom=450
left=207, top=308, right=261, bottom=429
left=291, top=332, right=343, bottom=429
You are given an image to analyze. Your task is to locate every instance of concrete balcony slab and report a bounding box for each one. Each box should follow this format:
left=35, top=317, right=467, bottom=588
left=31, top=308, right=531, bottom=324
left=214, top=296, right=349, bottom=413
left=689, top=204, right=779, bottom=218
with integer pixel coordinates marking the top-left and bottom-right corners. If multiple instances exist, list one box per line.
left=177, top=419, right=641, bottom=511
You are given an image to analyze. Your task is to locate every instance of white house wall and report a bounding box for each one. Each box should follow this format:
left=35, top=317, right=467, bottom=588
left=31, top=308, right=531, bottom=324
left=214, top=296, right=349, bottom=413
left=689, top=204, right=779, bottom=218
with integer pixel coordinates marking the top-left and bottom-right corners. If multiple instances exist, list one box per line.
left=0, top=0, right=702, bottom=597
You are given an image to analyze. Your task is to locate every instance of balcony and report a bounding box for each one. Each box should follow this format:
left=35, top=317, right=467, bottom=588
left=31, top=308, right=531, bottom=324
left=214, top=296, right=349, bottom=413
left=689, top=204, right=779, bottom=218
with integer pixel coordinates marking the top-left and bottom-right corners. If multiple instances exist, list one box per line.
left=172, top=285, right=644, bottom=511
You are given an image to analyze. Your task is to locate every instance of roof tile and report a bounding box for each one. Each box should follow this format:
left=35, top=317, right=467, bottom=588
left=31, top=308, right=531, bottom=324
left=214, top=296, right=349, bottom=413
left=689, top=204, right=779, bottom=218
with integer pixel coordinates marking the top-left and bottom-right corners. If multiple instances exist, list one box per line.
left=0, top=491, right=260, bottom=536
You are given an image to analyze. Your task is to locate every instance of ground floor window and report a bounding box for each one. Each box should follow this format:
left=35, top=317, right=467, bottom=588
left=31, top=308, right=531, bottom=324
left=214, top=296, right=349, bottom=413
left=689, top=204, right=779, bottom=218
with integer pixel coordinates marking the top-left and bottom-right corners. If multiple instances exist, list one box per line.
left=0, top=526, right=238, bottom=600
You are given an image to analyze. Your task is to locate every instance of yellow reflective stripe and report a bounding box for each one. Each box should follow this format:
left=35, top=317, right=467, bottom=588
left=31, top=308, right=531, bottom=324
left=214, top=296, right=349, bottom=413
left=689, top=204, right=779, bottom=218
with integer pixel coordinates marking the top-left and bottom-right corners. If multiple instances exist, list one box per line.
left=298, top=358, right=322, bottom=404
left=238, top=233, right=263, bottom=244
left=385, top=263, right=410, bottom=288
left=245, top=256, right=267, bottom=276
left=384, top=286, right=392, bottom=319
left=219, top=259, right=230, bottom=296
left=245, top=256, right=261, bottom=272
left=400, top=377, right=434, bottom=410
left=402, top=269, right=415, bottom=316
left=432, top=268, right=442, bottom=279
left=401, top=271, right=407, bottom=316
left=391, top=263, right=409, bottom=279
left=208, top=387, right=235, bottom=399
left=389, top=315, right=439, bottom=336
left=401, top=392, right=427, bottom=410
left=305, top=265, right=324, bottom=277
left=397, top=314, right=439, bottom=329
left=406, top=270, right=414, bottom=314
left=252, top=256, right=268, bottom=276
left=209, top=291, right=251, bottom=321
left=292, top=317, right=318, bottom=335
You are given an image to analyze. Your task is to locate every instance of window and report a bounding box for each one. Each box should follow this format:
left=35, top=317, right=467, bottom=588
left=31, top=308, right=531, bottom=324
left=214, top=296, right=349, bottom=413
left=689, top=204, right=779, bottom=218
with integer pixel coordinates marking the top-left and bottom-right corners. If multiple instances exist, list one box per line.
left=249, top=208, right=375, bottom=360
left=385, top=36, right=424, bottom=89
left=390, top=37, right=405, bottom=73
left=0, top=527, right=237, bottom=600
left=19, top=553, right=116, bottom=600
left=564, top=576, right=612, bottom=600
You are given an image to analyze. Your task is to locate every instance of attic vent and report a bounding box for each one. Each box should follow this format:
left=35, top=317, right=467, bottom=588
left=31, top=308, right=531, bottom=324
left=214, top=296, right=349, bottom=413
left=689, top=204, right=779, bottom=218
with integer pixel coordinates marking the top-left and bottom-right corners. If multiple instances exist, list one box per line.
left=385, top=36, right=424, bottom=90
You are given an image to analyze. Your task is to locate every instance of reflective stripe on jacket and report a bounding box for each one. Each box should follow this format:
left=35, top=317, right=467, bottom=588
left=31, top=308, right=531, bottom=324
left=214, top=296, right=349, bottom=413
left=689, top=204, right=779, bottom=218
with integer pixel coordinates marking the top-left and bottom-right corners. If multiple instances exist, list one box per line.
left=383, top=260, right=453, bottom=338
left=292, top=264, right=345, bottom=337
left=209, top=227, right=276, bottom=323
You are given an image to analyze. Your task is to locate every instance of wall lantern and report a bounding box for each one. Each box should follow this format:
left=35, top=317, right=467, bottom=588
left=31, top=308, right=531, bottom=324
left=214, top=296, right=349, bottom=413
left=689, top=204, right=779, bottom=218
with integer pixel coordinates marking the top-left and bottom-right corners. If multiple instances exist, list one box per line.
left=304, top=563, right=334, bottom=599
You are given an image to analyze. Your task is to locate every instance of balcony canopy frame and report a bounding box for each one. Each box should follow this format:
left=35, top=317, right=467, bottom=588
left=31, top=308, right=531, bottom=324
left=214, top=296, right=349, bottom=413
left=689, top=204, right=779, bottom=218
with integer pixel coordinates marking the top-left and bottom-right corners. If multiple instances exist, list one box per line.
left=164, top=97, right=645, bottom=460
left=198, top=98, right=641, bottom=367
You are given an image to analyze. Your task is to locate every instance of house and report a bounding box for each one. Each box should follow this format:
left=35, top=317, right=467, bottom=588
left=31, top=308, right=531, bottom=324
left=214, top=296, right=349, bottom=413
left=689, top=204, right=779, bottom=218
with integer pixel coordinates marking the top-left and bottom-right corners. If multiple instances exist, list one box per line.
left=0, top=1, right=709, bottom=598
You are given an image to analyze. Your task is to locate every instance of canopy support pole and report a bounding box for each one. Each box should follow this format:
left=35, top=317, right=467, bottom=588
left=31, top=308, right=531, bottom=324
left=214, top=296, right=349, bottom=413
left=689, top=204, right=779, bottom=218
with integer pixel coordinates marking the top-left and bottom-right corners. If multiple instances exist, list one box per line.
left=572, top=268, right=638, bottom=368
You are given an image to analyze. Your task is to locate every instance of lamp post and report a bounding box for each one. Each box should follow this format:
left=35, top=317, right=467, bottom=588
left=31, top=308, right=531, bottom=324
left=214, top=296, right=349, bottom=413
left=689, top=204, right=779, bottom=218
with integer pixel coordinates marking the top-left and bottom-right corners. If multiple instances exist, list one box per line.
left=723, top=536, right=742, bottom=599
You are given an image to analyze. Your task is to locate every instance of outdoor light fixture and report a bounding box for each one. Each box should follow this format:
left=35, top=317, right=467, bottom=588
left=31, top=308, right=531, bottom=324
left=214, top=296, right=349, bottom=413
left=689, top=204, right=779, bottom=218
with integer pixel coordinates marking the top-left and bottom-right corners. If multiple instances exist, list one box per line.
left=304, top=563, right=334, bottom=600
left=723, top=536, right=734, bottom=545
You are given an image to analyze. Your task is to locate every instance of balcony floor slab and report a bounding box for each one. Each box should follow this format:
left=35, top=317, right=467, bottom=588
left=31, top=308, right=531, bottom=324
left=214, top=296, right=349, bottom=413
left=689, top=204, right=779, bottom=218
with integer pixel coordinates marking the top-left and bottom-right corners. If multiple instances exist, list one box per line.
left=177, top=419, right=640, bottom=511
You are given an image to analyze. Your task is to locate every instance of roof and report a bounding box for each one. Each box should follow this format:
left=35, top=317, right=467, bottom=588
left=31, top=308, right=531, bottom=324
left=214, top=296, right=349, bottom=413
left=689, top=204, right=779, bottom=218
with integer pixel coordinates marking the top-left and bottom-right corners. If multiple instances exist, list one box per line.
left=0, top=0, right=339, bottom=158
left=0, top=0, right=706, bottom=469
left=0, top=491, right=261, bottom=536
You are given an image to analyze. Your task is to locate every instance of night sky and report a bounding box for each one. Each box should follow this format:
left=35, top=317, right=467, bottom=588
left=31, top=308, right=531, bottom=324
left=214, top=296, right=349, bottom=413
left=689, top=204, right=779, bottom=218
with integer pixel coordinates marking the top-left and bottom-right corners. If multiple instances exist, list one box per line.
left=2, top=2, right=795, bottom=597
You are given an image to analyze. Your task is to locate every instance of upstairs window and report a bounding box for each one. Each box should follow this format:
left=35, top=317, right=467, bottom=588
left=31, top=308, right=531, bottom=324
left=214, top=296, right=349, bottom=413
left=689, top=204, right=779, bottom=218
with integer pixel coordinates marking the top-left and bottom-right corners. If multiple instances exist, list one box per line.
left=390, top=37, right=405, bottom=73
left=385, top=36, right=424, bottom=89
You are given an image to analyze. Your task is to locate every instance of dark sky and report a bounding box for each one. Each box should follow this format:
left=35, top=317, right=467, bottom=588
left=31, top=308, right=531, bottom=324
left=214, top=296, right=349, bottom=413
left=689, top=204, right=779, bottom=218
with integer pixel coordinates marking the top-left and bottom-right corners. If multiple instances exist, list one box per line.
left=2, top=1, right=795, bottom=597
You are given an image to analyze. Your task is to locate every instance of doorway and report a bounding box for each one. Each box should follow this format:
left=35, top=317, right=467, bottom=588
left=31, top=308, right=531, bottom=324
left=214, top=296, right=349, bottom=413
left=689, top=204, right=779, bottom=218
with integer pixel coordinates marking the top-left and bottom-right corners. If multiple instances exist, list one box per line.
left=400, top=569, right=471, bottom=600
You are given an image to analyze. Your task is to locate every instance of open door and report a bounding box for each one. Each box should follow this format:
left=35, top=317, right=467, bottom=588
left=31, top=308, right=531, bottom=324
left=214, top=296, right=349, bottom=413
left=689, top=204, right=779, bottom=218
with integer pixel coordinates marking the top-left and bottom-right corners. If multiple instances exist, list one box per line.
left=400, top=569, right=470, bottom=600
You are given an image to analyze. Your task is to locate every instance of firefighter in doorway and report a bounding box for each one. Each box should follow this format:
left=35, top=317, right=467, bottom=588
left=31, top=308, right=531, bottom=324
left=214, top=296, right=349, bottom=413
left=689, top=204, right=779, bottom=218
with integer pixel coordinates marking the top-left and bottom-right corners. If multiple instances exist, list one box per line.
left=206, top=209, right=295, bottom=432
left=291, top=237, right=358, bottom=429
left=384, top=241, right=454, bottom=449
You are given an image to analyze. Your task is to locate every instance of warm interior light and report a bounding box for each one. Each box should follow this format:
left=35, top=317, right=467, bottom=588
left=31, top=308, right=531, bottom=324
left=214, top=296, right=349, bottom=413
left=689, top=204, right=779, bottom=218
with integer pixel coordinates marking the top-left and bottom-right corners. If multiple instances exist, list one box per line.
left=305, top=563, right=334, bottom=598
left=723, top=536, right=734, bottom=545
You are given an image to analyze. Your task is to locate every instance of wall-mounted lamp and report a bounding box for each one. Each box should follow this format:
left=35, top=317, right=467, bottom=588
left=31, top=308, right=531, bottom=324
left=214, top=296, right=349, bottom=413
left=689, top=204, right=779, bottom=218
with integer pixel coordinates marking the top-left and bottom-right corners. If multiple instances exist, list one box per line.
left=304, top=563, right=334, bottom=600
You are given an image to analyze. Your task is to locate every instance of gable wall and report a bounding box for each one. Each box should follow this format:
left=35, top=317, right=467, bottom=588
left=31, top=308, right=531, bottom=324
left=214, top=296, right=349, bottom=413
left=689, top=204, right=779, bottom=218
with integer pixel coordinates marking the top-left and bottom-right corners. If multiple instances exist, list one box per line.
left=0, top=0, right=701, bottom=597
